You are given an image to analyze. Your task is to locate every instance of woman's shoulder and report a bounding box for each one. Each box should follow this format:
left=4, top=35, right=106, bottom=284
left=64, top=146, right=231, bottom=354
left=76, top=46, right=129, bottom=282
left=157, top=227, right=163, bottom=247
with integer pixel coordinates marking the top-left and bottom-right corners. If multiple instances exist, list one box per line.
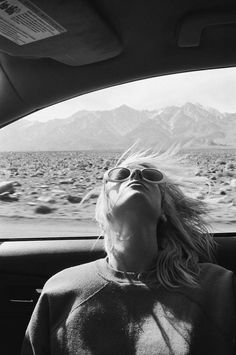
left=198, top=262, right=235, bottom=291
left=179, top=263, right=236, bottom=318
left=199, top=262, right=234, bottom=277
left=43, top=258, right=107, bottom=297
left=36, top=259, right=109, bottom=334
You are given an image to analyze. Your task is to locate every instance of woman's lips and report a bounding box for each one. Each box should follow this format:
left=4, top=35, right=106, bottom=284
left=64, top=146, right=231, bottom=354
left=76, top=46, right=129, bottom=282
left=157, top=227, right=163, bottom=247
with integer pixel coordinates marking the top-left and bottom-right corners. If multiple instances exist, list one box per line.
left=128, top=181, right=146, bottom=188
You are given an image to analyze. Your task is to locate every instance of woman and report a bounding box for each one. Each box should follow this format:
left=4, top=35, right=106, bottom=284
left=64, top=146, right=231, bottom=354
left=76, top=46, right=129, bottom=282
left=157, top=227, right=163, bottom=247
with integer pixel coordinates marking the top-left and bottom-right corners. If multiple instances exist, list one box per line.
left=21, top=148, right=236, bottom=355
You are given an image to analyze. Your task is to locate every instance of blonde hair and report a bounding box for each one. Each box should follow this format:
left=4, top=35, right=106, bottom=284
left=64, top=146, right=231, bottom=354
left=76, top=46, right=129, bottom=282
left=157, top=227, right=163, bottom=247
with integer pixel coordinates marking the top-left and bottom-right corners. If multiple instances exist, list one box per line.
left=95, top=145, right=216, bottom=289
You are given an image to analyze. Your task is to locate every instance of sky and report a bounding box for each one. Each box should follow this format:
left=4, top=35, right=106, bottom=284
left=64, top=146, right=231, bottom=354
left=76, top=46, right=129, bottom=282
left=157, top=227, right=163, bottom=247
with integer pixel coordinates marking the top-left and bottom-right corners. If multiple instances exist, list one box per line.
left=26, top=67, right=236, bottom=122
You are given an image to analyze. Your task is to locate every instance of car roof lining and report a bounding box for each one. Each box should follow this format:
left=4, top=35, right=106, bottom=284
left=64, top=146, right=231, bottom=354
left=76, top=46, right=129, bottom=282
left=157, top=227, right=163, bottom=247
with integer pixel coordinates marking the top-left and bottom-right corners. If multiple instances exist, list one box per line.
left=1, top=0, right=236, bottom=128
left=178, top=9, right=236, bottom=47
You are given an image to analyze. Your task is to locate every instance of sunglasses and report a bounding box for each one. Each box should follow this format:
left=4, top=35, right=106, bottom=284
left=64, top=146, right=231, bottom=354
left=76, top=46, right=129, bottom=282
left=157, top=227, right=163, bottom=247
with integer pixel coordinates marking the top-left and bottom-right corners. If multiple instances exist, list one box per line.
left=104, top=167, right=166, bottom=184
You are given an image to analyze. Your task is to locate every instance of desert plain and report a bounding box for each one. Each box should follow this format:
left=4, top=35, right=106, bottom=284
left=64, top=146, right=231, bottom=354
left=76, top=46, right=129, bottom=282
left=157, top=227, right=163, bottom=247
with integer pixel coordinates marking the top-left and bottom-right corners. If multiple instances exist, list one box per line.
left=0, top=149, right=235, bottom=237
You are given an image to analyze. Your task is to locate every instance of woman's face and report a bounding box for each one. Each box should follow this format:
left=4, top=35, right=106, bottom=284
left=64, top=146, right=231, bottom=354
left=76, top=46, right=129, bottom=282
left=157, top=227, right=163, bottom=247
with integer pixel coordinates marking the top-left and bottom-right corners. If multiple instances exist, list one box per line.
left=105, top=163, right=163, bottom=221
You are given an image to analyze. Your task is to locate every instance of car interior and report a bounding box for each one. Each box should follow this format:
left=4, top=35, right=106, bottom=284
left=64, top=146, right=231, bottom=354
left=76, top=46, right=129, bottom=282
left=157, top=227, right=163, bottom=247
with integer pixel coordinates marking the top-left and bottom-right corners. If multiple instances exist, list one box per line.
left=0, top=0, right=236, bottom=354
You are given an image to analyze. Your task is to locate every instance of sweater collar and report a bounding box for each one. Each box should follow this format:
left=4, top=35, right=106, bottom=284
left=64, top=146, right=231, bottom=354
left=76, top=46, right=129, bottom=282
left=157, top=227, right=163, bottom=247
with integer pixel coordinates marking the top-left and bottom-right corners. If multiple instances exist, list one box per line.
left=96, top=257, right=159, bottom=285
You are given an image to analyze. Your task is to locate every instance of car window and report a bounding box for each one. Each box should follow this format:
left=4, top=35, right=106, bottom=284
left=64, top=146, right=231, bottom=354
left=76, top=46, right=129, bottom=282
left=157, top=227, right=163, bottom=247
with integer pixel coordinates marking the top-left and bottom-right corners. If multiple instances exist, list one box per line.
left=0, top=68, right=236, bottom=238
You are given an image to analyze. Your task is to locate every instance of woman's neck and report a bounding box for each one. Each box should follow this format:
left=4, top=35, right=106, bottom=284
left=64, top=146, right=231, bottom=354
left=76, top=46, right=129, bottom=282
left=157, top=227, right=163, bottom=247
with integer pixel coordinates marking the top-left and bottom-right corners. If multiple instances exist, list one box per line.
left=107, top=221, right=158, bottom=273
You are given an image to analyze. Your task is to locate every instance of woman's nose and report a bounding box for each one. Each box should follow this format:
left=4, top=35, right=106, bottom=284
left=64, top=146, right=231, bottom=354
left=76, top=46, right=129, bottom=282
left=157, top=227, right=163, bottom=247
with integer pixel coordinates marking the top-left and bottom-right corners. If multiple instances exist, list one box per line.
left=130, top=169, right=142, bottom=180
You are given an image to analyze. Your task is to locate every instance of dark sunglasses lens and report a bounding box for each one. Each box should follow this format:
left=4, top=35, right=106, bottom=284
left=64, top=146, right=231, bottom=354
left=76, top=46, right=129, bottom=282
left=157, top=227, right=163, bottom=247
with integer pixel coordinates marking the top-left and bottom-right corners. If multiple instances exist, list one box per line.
left=143, top=169, right=163, bottom=182
left=108, top=168, right=130, bottom=181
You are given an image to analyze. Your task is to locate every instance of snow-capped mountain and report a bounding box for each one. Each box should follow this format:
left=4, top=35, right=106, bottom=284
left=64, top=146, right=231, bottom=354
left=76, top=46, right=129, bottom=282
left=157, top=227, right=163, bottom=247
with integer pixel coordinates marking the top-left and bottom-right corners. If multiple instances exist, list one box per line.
left=0, top=103, right=235, bottom=151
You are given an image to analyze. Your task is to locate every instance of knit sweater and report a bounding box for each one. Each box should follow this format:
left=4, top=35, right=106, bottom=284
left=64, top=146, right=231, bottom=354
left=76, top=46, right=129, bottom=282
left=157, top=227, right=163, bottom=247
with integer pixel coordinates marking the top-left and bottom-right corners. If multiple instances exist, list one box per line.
left=21, top=258, right=236, bottom=355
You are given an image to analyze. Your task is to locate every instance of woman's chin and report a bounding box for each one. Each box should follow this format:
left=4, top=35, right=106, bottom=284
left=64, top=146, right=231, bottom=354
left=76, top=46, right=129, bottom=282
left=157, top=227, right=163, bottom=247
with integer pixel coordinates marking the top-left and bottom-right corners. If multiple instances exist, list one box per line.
left=119, top=188, right=147, bottom=204
left=113, top=190, right=158, bottom=217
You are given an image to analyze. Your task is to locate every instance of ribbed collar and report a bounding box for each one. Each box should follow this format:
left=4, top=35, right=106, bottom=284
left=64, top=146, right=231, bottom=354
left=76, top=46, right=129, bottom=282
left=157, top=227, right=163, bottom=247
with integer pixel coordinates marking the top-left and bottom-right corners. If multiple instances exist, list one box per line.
left=95, top=257, right=159, bottom=285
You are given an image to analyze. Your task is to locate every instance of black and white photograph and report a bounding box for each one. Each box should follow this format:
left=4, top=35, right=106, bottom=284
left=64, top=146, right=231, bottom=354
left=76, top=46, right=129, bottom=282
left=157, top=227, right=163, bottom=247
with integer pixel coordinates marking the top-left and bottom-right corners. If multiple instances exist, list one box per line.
left=0, top=1, right=236, bottom=354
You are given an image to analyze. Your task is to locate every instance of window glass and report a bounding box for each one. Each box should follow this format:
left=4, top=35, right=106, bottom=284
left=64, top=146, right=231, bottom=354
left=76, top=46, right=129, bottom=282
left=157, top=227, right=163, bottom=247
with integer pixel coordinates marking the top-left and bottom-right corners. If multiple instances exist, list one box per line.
left=0, top=68, right=235, bottom=238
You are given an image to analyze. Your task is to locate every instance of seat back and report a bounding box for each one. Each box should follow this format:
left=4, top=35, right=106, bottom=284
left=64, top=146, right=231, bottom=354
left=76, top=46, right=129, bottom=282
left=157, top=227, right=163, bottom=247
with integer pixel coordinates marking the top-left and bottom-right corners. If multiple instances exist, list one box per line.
left=215, top=236, right=236, bottom=274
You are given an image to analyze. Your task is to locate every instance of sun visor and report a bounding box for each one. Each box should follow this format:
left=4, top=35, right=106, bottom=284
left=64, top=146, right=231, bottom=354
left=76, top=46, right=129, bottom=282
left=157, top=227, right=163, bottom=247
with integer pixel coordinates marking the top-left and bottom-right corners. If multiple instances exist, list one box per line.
left=0, top=0, right=122, bottom=66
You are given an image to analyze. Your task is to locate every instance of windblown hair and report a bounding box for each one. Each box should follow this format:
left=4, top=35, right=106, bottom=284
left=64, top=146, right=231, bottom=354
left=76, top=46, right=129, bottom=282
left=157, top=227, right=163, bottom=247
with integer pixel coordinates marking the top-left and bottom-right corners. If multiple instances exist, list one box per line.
left=95, top=144, right=216, bottom=289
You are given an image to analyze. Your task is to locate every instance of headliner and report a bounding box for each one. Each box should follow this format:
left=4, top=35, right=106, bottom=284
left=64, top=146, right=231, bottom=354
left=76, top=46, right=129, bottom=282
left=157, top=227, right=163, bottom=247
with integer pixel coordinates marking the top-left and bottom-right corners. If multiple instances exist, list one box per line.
left=1, top=0, right=236, bottom=128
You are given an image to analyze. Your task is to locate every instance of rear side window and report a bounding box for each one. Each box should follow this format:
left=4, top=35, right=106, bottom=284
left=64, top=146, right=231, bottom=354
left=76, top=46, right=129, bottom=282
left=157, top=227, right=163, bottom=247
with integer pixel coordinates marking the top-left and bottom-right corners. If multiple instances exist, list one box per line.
left=0, top=68, right=236, bottom=238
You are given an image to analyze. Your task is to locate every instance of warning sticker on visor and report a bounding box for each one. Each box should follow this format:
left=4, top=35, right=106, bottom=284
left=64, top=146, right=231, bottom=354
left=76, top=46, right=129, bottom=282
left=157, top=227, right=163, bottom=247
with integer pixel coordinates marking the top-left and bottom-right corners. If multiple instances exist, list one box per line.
left=0, top=0, right=66, bottom=45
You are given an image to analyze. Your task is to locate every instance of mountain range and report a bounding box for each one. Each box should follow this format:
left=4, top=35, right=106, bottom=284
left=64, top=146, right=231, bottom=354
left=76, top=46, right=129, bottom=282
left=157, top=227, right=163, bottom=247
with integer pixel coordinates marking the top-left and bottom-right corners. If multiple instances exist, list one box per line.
left=0, top=103, right=236, bottom=151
